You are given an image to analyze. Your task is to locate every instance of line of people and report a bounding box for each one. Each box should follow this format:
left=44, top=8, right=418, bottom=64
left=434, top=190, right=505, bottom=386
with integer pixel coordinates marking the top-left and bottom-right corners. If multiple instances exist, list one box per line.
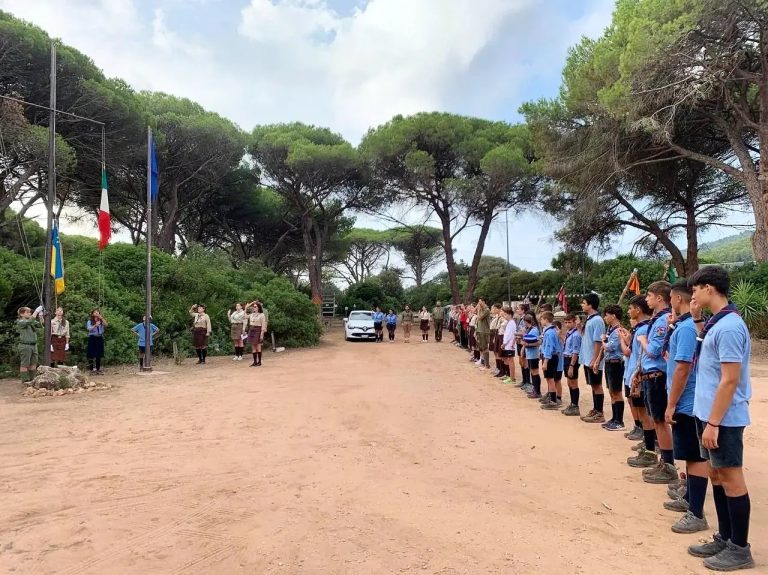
left=446, top=267, right=753, bottom=571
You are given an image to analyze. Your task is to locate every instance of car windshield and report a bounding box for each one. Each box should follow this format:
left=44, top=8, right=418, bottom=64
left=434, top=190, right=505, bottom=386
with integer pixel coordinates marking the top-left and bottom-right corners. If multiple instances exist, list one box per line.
left=349, top=311, right=373, bottom=321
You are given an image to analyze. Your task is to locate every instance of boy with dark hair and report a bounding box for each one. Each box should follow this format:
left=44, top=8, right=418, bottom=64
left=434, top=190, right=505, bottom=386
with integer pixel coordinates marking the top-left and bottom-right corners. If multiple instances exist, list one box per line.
left=561, top=313, right=582, bottom=416
left=636, top=280, right=676, bottom=484
left=602, top=304, right=626, bottom=431
left=686, top=266, right=754, bottom=571
left=579, top=293, right=606, bottom=423
left=540, top=311, right=564, bottom=410
left=623, top=295, right=659, bottom=468
left=663, top=280, right=709, bottom=534
left=16, top=306, right=43, bottom=383
left=132, top=316, right=160, bottom=370
left=475, top=299, right=491, bottom=371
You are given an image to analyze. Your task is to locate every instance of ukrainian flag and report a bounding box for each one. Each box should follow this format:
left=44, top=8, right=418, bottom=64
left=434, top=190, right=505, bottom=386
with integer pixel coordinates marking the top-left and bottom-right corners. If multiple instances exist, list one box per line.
left=51, top=222, right=65, bottom=295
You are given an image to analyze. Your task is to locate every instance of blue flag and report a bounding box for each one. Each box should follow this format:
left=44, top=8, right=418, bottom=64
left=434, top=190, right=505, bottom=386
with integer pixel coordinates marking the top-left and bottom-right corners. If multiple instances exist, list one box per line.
left=150, top=134, right=159, bottom=202
left=51, top=222, right=65, bottom=295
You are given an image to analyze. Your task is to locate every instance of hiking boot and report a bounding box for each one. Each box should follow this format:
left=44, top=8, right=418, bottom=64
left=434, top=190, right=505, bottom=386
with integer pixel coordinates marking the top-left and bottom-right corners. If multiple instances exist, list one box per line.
left=663, top=498, right=689, bottom=512
left=642, top=461, right=665, bottom=476
left=627, top=449, right=658, bottom=468
left=539, top=395, right=549, bottom=403
left=668, top=484, right=687, bottom=500
left=541, top=400, right=561, bottom=410
left=562, top=404, right=581, bottom=416
left=625, top=426, right=644, bottom=440
left=580, top=409, right=597, bottom=421
left=703, top=540, right=755, bottom=571
left=671, top=511, right=709, bottom=534
left=582, top=411, right=606, bottom=423
left=689, top=533, right=727, bottom=558
left=643, top=462, right=679, bottom=484
left=605, top=420, right=626, bottom=431
left=631, top=441, right=646, bottom=452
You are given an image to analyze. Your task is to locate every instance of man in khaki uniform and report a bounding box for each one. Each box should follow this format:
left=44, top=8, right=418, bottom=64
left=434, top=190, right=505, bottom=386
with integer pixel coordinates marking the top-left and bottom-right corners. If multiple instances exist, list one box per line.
left=432, top=301, right=445, bottom=342
left=475, top=298, right=491, bottom=371
left=400, top=305, right=414, bottom=343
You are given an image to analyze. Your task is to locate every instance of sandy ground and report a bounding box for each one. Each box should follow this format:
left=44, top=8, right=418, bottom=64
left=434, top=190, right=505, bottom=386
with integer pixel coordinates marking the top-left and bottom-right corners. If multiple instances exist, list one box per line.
left=1, top=329, right=766, bottom=575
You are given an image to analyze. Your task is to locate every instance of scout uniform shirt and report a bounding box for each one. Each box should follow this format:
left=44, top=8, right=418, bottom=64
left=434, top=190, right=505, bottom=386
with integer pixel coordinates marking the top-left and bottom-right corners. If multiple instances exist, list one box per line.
left=541, top=325, right=564, bottom=370
left=476, top=307, right=490, bottom=334
left=401, top=309, right=415, bottom=324
left=564, top=328, right=582, bottom=359
left=640, top=309, right=670, bottom=374
left=51, top=317, right=70, bottom=338
left=604, top=326, right=623, bottom=361
left=432, top=306, right=445, bottom=321
left=191, top=311, right=212, bottom=335
left=580, top=313, right=606, bottom=369
left=16, top=317, right=40, bottom=345
left=666, top=313, right=697, bottom=416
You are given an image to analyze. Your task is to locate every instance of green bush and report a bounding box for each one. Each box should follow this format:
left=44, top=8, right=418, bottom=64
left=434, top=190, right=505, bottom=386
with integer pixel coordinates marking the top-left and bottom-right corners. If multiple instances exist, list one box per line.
left=0, top=229, right=321, bottom=371
left=730, top=280, right=768, bottom=338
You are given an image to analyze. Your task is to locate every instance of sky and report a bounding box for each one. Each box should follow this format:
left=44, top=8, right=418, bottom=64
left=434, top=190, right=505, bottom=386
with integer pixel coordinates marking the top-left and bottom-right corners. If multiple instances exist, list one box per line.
left=0, top=0, right=753, bottom=273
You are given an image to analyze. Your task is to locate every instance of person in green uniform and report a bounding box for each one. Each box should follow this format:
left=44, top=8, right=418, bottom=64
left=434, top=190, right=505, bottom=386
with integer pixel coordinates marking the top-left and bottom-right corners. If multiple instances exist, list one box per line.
left=16, top=306, right=42, bottom=383
left=475, top=298, right=491, bottom=371
left=400, top=304, right=414, bottom=343
left=432, top=301, right=445, bottom=342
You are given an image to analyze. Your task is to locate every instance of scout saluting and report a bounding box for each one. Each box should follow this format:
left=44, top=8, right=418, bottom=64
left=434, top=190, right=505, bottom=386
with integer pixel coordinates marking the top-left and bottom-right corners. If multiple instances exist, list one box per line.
left=228, top=303, right=248, bottom=361
left=190, top=304, right=212, bottom=364
left=245, top=301, right=268, bottom=367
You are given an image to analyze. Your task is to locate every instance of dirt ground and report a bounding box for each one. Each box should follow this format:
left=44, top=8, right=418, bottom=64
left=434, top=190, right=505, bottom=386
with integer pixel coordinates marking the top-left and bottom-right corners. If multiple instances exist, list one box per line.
left=1, top=329, right=766, bottom=575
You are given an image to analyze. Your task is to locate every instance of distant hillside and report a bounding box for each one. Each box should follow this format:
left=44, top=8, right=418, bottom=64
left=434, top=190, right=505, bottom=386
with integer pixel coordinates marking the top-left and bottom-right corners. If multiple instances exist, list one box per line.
left=700, top=231, right=755, bottom=263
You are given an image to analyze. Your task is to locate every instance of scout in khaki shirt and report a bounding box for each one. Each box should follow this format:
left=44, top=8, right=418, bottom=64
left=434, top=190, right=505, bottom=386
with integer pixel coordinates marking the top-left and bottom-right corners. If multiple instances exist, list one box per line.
left=400, top=305, right=415, bottom=343
left=16, top=306, right=42, bottom=383
left=50, top=307, right=70, bottom=367
left=190, top=304, right=212, bottom=364
left=245, top=301, right=268, bottom=367
left=432, top=301, right=445, bottom=342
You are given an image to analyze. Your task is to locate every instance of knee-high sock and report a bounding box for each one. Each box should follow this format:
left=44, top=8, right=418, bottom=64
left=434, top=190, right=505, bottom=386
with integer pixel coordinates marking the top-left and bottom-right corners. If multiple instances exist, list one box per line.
left=532, top=374, right=541, bottom=394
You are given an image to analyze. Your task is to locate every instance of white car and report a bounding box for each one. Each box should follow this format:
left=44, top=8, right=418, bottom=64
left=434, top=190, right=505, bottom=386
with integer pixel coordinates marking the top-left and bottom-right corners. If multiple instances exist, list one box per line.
left=344, top=310, right=377, bottom=341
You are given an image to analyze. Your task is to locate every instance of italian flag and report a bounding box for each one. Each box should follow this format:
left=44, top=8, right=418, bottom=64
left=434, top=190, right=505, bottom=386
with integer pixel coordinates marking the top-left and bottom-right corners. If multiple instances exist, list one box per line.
left=98, top=167, right=111, bottom=250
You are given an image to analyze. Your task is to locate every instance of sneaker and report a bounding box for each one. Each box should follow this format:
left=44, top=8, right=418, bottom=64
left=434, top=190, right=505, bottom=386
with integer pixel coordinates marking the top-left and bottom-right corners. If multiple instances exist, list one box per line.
left=492, top=369, right=500, bottom=376
left=521, top=384, right=534, bottom=394
left=583, top=411, right=606, bottom=423
left=232, top=355, right=238, bottom=361
left=642, top=461, right=665, bottom=476
left=605, top=420, right=626, bottom=431
left=627, top=449, right=658, bottom=468
left=703, top=540, right=754, bottom=571
left=671, top=511, right=709, bottom=534
left=580, top=409, right=598, bottom=421
left=631, top=441, right=646, bottom=452
left=541, top=400, right=561, bottom=410
left=643, top=462, right=679, bottom=484
left=527, top=391, right=542, bottom=399
left=539, top=396, right=549, bottom=403
left=688, top=533, right=727, bottom=558
left=663, top=498, right=690, bottom=512
left=668, top=484, right=687, bottom=501
left=625, top=425, right=644, bottom=440
left=515, top=380, right=528, bottom=388
left=561, top=404, right=581, bottom=416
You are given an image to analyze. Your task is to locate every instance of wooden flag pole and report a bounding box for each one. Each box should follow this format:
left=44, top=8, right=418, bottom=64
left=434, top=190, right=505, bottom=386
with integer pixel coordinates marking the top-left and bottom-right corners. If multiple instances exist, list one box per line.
left=534, top=289, right=545, bottom=313
left=661, top=260, right=671, bottom=281
left=618, top=268, right=638, bottom=304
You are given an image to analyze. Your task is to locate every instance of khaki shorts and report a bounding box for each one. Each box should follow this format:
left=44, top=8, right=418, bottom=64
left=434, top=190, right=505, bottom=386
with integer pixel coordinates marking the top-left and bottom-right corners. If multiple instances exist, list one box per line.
left=476, top=332, right=489, bottom=351
left=18, top=343, right=38, bottom=367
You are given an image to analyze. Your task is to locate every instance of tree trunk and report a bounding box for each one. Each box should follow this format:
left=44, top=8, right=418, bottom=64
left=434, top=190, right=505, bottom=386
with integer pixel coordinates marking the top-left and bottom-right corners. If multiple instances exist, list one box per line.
left=464, top=211, right=495, bottom=303
left=157, top=183, right=179, bottom=253
left=439, top=215, right=461, bottom=304
left=302, top=215, right=324, bottom=302
left=755, top=36, right=768, bottom=262
left=684, top=203, right=698, bottom=275
left=0, top=161, right=41, bottom=214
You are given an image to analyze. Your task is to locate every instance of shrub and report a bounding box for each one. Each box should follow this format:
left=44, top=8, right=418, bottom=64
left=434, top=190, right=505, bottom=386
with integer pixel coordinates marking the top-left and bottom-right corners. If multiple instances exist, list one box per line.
left=730, top=280, right=768, bottom=338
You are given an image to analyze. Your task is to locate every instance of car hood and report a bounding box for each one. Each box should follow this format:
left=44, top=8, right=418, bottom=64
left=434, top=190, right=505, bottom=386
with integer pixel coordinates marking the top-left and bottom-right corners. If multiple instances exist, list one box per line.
left=348, top=321, right=375, bottom=329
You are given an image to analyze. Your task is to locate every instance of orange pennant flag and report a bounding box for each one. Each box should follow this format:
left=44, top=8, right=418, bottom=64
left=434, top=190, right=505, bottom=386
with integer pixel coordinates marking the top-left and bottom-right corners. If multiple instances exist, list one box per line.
left=628, top=272, right=641, bottom=295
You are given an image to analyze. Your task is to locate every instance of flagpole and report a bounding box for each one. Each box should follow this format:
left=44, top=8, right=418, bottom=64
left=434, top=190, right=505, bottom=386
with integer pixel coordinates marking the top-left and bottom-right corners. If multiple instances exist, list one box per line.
left=618, top=268, right=638, bottom=304
left=42, top=42, right=57, bottom=367
left=504, top=208, right=511, bottom=306
left=143, top=127, right=153, bottom=372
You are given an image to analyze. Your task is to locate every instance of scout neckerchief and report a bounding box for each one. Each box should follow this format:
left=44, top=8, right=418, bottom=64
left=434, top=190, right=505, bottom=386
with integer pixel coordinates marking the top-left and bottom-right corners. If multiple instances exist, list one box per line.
left=565, top=327, right=578, bottom=353
left=630, top=319, right=650, bottom=348
left=694, top=303, right=739, bottom=364
left=662, top=312, right=691, bottom=355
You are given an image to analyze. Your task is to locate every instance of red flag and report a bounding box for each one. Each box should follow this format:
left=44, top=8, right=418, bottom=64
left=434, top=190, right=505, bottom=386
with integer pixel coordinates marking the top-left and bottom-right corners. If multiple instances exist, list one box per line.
left=98, top=167, right=110, bottom=250
left=557, top=285, right=568, bottom=313
left=628, top=272, right=641, bottom=295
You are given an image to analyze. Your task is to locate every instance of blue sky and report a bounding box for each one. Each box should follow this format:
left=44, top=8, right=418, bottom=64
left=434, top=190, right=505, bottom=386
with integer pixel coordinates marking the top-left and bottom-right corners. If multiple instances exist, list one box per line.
left=1, top=0, right=751, bottom=273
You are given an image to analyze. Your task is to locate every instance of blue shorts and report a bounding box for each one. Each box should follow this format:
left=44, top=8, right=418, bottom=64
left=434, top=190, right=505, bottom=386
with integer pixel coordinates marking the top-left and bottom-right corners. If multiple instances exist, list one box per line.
left=695, top=418, right=744, bottom=468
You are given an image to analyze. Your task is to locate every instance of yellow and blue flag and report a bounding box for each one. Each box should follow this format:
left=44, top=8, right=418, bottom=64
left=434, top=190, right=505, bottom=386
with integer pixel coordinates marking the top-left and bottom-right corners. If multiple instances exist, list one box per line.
left=51, top=222, right=65, bottom=295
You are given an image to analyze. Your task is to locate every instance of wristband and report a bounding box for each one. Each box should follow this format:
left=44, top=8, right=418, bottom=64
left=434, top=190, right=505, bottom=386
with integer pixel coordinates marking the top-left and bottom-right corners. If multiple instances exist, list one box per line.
left=707, top=422, right=720, bottom=428
left=693, top=319, right=705, bottom=324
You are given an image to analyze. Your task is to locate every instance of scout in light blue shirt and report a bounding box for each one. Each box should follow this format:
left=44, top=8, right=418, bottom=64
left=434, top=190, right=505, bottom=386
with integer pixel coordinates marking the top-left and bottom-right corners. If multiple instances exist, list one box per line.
left=603, top=326, right=623, bottom=361
left=640, top=308, right=670, bottom=373
left=693, top=312, right=751, bottom=427
left=524, top=325, right=540, bottom=360
left=564, top=327, right=582, bottom=359
left=666, top=314, right=697, bottom=416
left=132, top=321, right=159, bottom=348
left=580, top=313, right=605, bottom=369
left=541, top=325, right=564, bottom=371
left=625, top=320, right=649, bottom=387
left=385, top=312, right=398, bottom=326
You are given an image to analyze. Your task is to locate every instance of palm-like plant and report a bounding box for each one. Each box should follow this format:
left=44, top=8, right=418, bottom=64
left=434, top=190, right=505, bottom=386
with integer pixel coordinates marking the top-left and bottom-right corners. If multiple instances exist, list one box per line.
left=730, top=280, right=768, bottom=329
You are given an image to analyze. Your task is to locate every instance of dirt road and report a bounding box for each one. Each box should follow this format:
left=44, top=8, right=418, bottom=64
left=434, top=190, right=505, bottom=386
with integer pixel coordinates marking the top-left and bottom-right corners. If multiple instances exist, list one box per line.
left=1, top=330, right=766, bottom=574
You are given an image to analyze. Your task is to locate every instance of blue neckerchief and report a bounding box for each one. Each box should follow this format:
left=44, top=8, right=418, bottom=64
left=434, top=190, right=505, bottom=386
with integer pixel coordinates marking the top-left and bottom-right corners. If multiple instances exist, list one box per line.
left=694, top=303, right=739, bottom=364
left=662, top=312, right=691, bottom=354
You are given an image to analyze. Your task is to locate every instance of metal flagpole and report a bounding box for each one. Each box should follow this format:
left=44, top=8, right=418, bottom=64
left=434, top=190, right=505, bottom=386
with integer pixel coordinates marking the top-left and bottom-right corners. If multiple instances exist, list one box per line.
left=42, top=42, right=57, bottom=366
left=143, top=127, right=153, bottom=372
left=505, top=209, right=511, bottom=306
